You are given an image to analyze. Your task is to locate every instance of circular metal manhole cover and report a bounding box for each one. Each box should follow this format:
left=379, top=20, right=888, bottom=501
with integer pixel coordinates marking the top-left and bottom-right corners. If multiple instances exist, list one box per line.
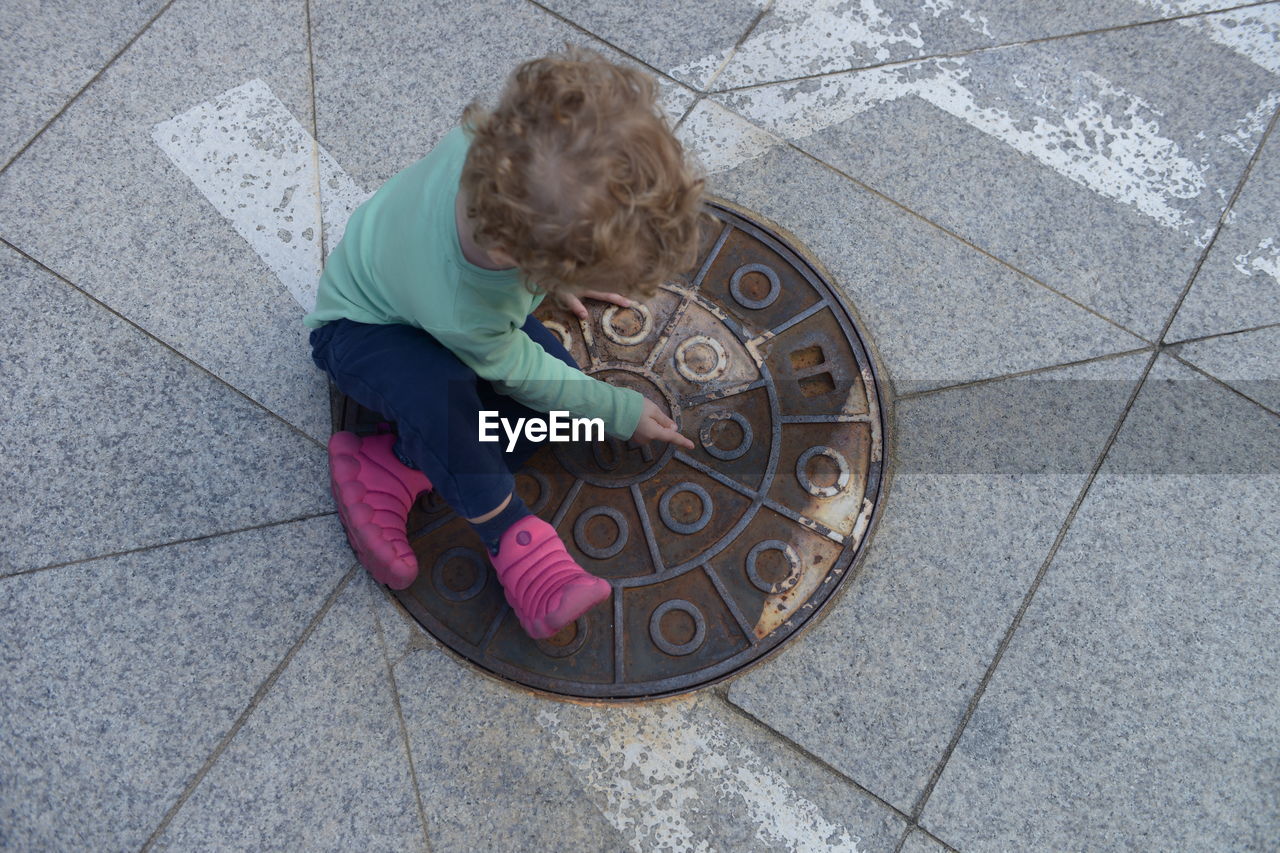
left=331, top=201, right=887, bottom=700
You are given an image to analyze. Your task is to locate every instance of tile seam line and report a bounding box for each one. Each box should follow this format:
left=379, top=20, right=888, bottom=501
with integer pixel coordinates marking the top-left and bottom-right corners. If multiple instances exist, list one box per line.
left=725, top=121, right=1150, bottom=342
left=701, top=0, right=775, bottom=93
left=140, top=563, right=361, bottom=851
left=892, top=345, right=1155, bottom=402
left=1166, top=320, right=1280, bottom=347
left=519, top=0, right=708, bottom=95
left=1156, top=101, right=1280, bottom=346
left=675, top=95, right=705, bottom=132
left=893, top=824, right=962, bottom=853
left=369, top=587, right=434, bottom=852
left=303, top=0, right=329, bottom=263
left=0, top=237, right=328, bottom=453
left=1167, top=351, right=1280, bottom=419
left=713, top=692, right=916, bottom=826
left=0, top=0, right=181, bottom=176
left=707, top=0, right=1279, bottom=95
left=0, top=511, right=338, bottom=581
left=906, top=345, right=1162, bottom=826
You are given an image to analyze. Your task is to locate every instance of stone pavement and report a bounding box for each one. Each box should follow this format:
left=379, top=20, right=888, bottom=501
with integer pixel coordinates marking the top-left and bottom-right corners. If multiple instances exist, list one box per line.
left=2, top=1, right=1278, bottom=850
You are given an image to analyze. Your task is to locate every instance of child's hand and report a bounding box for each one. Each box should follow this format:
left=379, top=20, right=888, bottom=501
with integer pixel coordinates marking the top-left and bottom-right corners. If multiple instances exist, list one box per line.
left=562, top=289, right=633, bottom=320
left=632, top=398, right=695, bottom=450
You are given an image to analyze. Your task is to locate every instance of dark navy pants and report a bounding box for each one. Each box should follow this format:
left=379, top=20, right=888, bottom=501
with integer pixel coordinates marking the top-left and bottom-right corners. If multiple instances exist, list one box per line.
left=309, top=316, right=577, bottom=519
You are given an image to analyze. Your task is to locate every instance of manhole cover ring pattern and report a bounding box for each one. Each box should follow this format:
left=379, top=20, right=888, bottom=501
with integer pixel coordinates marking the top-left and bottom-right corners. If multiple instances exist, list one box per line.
left=334, top=201, right=888, bottom=700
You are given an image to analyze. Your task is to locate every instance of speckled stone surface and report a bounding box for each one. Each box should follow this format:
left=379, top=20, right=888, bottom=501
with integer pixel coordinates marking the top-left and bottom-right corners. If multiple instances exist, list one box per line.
left=395, top=638, right=906, bottom=852
left=0, top=0, right=331, bottom=442
left=0, top=245, right=331, bottom=575
left=536, top=693, right=907, bottom=852
left=718, top=14, right=1280, bottom=340
left=532, top=0, right=768, bottom=90
left=0, top=517, right=352, bottom=851
left=151, top=573, right=426, bottom=852
left=1168, top=123, right=1280, bottom=342
left=1103, top=353, right=1280, bottom=474
left=899, top=828, right=954, bottom=853
left=894, top=351, right=1152, bottom=474
left=310, top=0, right=698, bottom=192
left=923, top=355, right=1280, bottom=851
left=725, top=354, right=1148, bottom=811
left=708, top=1, right=1280, bottom=89
left=0, top=0, right=166, bottom=165
left=1171, top=326, right=1280, bottom=413
left=679, top=100, right=1144, bottom=395
left=392, top=646, right=628, bottom=853
left=368, top=580, right=442, bottom=668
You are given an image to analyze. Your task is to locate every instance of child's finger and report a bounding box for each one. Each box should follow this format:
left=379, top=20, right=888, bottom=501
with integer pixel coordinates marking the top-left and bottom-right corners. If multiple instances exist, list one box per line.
left=581, top=289, right=632, bottom=308
left=658, top=424, right=695, bottom=450
left=564, top=294, right=588, bottom=319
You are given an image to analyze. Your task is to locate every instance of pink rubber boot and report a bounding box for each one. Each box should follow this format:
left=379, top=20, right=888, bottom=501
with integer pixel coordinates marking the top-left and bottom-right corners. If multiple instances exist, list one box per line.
left=328, top=431, right=432, bottom=590
left=489, top=515, right=612, bottom=639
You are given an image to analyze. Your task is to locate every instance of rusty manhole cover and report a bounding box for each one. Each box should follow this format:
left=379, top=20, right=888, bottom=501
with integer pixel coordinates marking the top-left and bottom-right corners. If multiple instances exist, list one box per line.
left=332, top=201, right=887, bottom=700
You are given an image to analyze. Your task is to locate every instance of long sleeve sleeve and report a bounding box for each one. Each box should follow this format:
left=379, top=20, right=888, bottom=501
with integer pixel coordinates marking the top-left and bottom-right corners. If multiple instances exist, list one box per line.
left=434, top=320, right=644, bottom=440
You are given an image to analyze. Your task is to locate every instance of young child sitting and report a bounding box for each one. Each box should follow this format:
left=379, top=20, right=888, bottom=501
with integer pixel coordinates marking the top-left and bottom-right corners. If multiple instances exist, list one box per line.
left=305, top=45, right=704, bottom=639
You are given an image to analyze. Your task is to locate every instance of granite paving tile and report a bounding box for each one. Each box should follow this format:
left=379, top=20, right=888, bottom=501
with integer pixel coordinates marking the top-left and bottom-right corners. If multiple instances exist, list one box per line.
left=1170, top=325, right=1280, bottom=413
left=531, top=0, right=769, bottom=90
left=0, top=516, right=352, bottom=851
left=152, top=573, right=425, bottom=852
left=706, top=0, right=1277, bottom=90
left=922, top=354, right=1280, bottom=850
left=0, top=0, right=331, bottom=441
left=724, top=353, right=1149, bottom=812
left=0, top=0, right=166, bottom=166
left=1168, top=111, right=1280, bottom=342
left=0, top=244, right=331, bottom=575
left=394, top=634, right=907, bottom=852
left=718, top=12, right=1280, bottom=339
left=678, top=100, right=1144, bottom=395
left=310, top=0, right=697, bottom=193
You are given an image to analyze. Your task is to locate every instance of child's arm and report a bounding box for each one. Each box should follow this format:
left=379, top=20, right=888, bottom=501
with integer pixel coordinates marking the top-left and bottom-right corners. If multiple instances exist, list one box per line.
left=435, top=322, right=645, bottom=440
left=554, top=290, right=693, bottom=449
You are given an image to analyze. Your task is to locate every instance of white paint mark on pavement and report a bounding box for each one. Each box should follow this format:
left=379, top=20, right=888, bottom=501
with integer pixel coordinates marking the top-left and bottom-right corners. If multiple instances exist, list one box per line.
left=1137, top=1, right=1280, bottom=75
left=693, top=0, right=1279, bottom=90
left=724, top=58, right=1208, bottom=233
left=1234, top=236, right=1280, bottom=283
left=680, top=101, right=784, bottom=175
left=536, top=700, right=865, bottom=852
left=152, top=79, right=370, bottom=313
left=679, top=0, right=1274, bottom=240
left=679, top=0, right=992, bottom=90
left=1221, top=92, right=1280, bottom=155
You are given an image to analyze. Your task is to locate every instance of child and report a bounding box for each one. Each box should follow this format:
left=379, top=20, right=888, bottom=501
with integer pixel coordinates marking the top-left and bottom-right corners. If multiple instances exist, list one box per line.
left=305, top=45, right=704, bottom=640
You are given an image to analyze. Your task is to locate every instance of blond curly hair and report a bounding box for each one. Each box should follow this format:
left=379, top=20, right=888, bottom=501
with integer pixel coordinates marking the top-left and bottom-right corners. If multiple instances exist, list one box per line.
left=460, top=45, right=708, bottom=299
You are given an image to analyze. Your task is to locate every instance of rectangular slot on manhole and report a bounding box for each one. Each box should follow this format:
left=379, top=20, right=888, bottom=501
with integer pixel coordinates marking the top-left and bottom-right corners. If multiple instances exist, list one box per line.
left=799, top=372, right=836, bottom=397
left=789, top=345, right=826, bottom=370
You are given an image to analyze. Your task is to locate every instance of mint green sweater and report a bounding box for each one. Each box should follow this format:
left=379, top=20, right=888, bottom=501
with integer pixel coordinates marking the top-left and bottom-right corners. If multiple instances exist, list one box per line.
left=304, top=127, right=643, bottom=439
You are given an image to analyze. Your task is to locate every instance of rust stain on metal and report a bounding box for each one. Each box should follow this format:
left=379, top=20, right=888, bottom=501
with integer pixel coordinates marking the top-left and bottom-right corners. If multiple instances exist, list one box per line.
left=333, top=201, right=888, bottom=701
left=750, top=534, right=834, bottom=640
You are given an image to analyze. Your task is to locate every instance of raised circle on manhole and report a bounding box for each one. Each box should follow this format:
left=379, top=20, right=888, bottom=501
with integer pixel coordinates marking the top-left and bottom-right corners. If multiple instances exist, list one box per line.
left=330, top=201, right=887, bottom=701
